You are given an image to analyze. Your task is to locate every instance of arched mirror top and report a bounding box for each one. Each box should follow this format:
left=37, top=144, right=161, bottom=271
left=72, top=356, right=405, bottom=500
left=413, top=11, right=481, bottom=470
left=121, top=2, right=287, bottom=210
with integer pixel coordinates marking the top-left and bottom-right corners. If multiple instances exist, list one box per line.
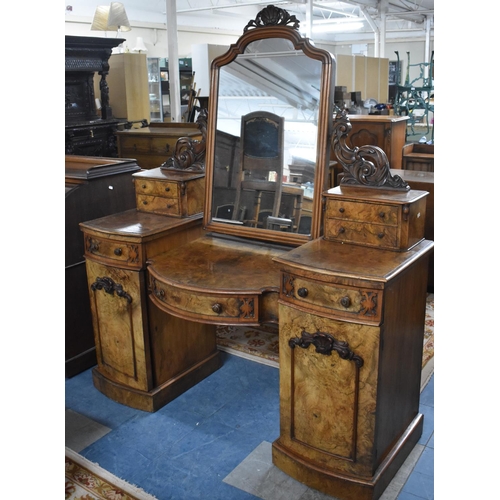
left=203, top=5, right=335, bottom=246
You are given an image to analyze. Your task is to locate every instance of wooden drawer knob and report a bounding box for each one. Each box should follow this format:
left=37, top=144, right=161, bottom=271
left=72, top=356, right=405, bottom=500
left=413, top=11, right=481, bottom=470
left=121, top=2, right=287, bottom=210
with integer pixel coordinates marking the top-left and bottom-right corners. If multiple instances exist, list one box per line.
left=114, top=247, right=122, bottom=256
left=142, top=184, right=147, bottom=189
left=339, top=207, right=345, bottom=213
left=379, top=211, right=385, bottom=218
left=297, top=287, right=308, bottom=298
left=164, top=187, right=170, bottom=192
left=377, top=232, right=385, bottom=239
left=339, top=227, right=345, bottom=234
left=212, top=303, right=223, bottom=314
left=340, top=296, right=351, bottom=308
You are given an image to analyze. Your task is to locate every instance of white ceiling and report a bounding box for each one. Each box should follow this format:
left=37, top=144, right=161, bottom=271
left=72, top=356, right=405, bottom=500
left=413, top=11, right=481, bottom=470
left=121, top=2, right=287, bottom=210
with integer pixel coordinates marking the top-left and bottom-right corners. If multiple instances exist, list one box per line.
left=65, top=0, right=434, bottom=44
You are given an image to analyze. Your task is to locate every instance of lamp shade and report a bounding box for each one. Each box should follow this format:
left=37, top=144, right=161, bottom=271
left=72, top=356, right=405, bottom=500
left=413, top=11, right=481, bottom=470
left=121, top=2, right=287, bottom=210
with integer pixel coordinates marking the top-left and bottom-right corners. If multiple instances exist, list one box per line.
left=133, top=37, right=148, bottom=53
left=90, top=5, right=112, bottom=31
left=107, top=2, right=131, bottom=32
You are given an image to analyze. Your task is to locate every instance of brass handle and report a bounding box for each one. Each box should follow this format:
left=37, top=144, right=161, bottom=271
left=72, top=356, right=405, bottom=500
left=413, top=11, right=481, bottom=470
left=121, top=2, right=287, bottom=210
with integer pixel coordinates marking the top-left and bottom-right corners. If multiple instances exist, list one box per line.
left=340, top=296, right=351, bottom=308
left=297, top=287, right=308, bottom=298
left=212, top=303, right=223, bottom=314
left=114, top=248, right=122, bottom=256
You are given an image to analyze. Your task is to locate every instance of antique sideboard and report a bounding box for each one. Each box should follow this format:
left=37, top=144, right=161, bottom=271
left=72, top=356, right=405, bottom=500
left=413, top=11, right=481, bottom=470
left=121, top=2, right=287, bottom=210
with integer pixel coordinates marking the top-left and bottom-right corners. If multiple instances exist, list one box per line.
left=65, top=35, right=124, bottom=157
left=79, top=7, right=433, bottom=500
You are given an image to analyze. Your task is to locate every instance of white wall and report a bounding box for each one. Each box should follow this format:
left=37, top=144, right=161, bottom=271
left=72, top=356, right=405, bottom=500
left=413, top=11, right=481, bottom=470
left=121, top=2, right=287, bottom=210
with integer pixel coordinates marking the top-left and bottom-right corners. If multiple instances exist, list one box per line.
left=65, top=18, right=238, bottom=58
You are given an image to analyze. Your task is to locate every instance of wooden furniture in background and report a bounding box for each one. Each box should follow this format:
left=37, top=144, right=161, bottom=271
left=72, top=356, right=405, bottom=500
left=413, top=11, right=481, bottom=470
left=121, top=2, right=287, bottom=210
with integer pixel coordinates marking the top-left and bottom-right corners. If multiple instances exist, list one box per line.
left=402, top=143, right=434, bottom=172
left=116, top=123, right=202, bottom=170
left=65, top=156, right=140, bottom=377
left=331, top=115, right=409, bottom=171
left=65, top=36, right=124, bottom=157
left=106, top=53, right=150, bottom=125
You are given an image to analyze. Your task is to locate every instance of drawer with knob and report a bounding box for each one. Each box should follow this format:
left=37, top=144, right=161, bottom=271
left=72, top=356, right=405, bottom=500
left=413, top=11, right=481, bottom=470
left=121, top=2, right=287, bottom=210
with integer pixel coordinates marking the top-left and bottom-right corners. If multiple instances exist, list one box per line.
left=83, top=234, right=144, bottom=269
left=134, top=178, right=179, bottom=198
left=280, top=272, right=382, bottom=323
left=149, top=275, right=260, bottom=324
left=136, top=194, right=181, bottom=216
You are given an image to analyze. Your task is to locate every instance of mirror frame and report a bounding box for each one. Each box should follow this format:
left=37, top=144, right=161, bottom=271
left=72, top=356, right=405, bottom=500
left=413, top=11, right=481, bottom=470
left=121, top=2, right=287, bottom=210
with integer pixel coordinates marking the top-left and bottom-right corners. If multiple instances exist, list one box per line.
left=203, top=7, right=335, bottom=246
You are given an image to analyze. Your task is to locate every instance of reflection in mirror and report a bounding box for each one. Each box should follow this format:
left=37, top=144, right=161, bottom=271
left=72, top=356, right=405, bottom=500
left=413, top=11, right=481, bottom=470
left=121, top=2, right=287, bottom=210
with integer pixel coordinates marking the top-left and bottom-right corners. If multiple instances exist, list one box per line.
left=212, top=37, right=322, bottom=235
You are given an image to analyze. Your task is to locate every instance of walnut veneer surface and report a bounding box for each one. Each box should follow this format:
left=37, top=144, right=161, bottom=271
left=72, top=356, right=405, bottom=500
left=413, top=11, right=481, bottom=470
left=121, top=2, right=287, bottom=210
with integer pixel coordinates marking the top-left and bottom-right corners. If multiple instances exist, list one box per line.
left=80, top=210, right=218, bottom=412
left=272, top=237, right=433, bottom=500
left=148, top=234, right=293, bottom=326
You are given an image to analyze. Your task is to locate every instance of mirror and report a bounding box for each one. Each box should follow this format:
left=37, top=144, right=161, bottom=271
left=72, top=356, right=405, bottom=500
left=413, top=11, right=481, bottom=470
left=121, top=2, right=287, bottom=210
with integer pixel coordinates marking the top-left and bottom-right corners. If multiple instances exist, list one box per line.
left=204, top=5, right=335, bottom=246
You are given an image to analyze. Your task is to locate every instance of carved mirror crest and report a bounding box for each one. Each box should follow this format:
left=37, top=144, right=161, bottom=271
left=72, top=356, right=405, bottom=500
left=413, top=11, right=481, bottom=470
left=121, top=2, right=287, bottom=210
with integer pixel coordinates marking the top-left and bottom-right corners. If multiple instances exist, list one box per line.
left=203, top=5, right=335, bottom=246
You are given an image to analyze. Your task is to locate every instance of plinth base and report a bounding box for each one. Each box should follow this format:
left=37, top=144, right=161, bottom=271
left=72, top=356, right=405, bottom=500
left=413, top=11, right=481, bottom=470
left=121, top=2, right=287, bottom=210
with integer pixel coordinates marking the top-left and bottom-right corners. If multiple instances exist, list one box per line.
left=92, top=351, right=222, bottom=412
left=272, top=413, right=423, bottom=500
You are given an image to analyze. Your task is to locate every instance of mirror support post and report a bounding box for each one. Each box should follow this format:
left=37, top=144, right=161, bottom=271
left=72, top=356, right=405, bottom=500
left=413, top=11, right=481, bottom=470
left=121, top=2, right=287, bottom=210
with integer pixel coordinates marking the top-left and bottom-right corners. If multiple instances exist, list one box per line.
left=166, top=0, right=182, bottom=122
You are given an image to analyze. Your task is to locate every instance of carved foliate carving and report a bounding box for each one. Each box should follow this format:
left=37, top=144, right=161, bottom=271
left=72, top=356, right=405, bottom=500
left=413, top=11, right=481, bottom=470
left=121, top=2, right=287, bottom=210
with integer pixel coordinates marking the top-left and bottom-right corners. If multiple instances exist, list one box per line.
left=244, top=5, right=300, bottom=31
left=289, top=330, right=364, bottom=367
left=333, top=110, right=410, bottom=191
left=160, top=109, right=208, bottom=173
left=91, top=276, right=132, bottom=304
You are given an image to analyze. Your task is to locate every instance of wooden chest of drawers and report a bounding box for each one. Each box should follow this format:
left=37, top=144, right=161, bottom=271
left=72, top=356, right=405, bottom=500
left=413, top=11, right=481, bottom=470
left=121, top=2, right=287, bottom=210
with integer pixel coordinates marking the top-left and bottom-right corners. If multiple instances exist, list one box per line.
left=324, top=186, right=427, bottom=251
left=133, top=167, right=205, bottom=218
left=116, top=123, right=202, bottom=170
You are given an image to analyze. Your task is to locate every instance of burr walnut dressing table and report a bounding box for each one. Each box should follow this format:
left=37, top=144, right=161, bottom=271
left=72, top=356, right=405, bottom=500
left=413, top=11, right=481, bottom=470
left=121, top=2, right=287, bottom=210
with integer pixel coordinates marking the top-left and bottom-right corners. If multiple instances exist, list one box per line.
left=81, top=6, right=433, bottom=500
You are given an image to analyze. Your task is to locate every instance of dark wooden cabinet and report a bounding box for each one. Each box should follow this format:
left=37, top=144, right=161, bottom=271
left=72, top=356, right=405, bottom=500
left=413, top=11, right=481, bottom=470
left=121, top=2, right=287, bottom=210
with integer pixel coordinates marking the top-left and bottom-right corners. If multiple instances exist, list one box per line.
left=65, top=156, right=140, bottom=377
left=65, top=35, right=124, bottom=157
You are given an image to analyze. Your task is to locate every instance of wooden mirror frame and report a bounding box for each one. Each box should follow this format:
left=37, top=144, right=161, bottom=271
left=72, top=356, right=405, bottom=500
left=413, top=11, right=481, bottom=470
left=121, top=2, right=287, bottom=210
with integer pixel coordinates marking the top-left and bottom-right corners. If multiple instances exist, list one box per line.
left=203, top=6, right=335, bottom=246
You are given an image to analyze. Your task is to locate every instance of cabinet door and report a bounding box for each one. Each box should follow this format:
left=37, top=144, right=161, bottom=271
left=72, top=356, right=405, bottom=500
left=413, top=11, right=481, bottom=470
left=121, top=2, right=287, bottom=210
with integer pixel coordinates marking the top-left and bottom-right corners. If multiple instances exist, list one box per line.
left=86, top=259, right=152, bottom=391
left=278, top=303, right=381, bottom=477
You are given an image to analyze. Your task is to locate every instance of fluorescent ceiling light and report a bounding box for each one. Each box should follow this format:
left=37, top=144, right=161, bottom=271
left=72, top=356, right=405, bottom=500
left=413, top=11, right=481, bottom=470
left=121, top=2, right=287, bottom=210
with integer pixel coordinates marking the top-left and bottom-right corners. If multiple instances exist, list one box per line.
left=312, top=22, right=364, bottom=33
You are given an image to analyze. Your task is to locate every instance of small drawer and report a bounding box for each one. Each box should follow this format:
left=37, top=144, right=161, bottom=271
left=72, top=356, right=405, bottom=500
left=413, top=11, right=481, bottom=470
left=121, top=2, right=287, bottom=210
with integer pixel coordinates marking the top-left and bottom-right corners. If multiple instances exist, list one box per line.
left=150, top=279, right=260, bottom=324
left=136, top=194, right=180, bottom=216
left=325, top=199, right=399, bottom=225
left=134, top=178, right=179, bottom=197
left=280, top=272, right=382, bottom=323
left=324, top=219, right=399, bottom=249
left=84, top=235, right=143, bottom=269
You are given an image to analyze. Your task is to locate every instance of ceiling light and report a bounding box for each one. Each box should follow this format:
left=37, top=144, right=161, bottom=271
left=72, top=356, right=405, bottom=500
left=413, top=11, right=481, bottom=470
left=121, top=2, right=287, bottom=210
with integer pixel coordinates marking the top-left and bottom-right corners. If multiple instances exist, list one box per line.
left=312, top=22, right=364, bottom=33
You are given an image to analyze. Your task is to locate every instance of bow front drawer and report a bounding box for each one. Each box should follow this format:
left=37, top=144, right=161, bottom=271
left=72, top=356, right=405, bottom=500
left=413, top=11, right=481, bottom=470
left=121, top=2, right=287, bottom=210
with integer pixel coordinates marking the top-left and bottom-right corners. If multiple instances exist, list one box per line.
left=280, top=272, right=382, bottom=323
left=83, top=235, right=143, bottom=269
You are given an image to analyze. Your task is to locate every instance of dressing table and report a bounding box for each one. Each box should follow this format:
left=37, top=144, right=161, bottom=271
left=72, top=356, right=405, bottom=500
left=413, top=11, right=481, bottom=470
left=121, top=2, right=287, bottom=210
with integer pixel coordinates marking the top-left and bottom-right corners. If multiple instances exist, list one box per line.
left=81, top=6, right=432, bottom=499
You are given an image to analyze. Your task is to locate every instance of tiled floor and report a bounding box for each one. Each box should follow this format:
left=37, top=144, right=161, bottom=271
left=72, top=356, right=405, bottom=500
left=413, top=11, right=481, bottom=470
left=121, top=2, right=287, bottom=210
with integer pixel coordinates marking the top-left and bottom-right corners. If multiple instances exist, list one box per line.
left=65, top=352, right=434, bottom=500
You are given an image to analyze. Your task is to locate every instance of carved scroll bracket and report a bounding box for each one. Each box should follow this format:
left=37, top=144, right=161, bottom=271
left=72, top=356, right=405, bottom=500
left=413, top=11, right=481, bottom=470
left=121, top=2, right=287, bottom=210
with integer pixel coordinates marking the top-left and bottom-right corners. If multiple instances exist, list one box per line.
left=91, top=276, right=132, bottom=304
left=289, top=330, right=364, bottom=367
left=160, top=108, right=208, bottom=173
left=244, top=5, right=300, bottom=31
left=333, top=109, right=409, bottom=191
